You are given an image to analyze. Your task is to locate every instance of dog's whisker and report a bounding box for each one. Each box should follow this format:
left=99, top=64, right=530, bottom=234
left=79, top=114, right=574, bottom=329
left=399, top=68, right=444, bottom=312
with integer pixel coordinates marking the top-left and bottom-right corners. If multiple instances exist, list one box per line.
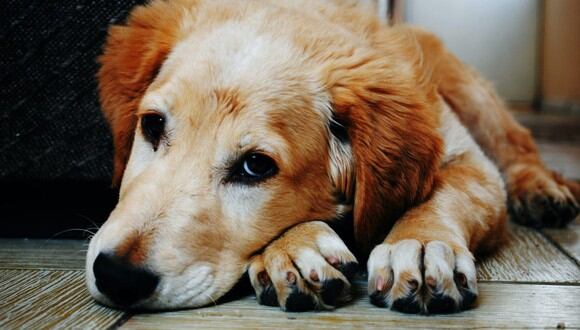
left=50, top=228, right=97, bottom=239
left=201, top=290, right=218, bottom=307
left=72, top=213, right=103, bottom=230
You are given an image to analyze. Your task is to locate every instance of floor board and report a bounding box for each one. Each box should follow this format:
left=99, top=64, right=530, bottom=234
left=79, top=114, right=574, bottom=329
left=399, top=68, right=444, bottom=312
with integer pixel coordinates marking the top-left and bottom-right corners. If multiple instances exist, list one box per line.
left=121, top=282, right=580, bottom=329
left=0, top=239, right=87, bottom=270
left=0, top=269, right=124, bottom=329
left=544, top=218, right=580, bottom=263
left=477, top=223, right=580, bottom=283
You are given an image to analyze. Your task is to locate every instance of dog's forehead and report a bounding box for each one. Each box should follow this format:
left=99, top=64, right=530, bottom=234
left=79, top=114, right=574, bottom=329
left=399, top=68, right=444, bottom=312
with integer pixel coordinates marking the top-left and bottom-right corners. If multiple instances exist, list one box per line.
left=153, top=21, right=305, bottom=94
left=143, top=25, right=330, bottom=121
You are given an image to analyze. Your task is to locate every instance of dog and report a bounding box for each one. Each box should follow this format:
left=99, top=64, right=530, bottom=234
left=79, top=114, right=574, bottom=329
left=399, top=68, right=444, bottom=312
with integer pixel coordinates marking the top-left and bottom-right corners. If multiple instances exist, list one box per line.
left=86, top=0, right=580, bottom=314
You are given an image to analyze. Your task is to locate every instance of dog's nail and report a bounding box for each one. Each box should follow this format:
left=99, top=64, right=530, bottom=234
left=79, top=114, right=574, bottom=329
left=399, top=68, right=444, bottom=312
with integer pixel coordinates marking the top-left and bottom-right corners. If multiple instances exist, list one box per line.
left=326, top=256, right=340, bottom=267
left=455, top=273, right=468, bottom=287
left=408, top=279, right=419, bottom=291
left=258, top=271, right=270, bottom=286
left=309, top=269, right=319, bottom=282
left=376, top=275, right=385, bottom=292
left=287, top=271, right=297, bottom=284
left=426, top=276, right=437, bottom=289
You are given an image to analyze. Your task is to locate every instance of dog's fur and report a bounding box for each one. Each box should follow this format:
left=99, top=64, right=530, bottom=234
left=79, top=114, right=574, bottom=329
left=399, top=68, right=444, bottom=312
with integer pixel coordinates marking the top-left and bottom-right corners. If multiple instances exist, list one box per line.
left=87, top=0, right=580, bottom=314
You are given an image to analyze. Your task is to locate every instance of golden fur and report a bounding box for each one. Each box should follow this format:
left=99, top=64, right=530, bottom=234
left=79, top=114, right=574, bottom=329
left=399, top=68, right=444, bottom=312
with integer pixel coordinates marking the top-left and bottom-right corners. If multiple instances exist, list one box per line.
left=87, top=0, right=579, bottom=314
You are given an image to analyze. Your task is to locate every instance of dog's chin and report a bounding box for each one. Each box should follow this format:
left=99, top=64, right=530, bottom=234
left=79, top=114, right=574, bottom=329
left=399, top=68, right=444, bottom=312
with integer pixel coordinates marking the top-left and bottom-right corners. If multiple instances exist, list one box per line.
left=139, top=273, right=253, bottom=312
left=87, top=277, right=220, bottom=311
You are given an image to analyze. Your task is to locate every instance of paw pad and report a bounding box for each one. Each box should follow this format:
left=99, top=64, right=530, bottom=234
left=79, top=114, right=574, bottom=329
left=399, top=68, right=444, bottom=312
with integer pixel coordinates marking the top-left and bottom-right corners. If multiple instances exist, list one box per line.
left=427, top=293, right=457, bottom=314
left=285, top=289, right=316, bottom=312
left=259, top=284, right=279, bottom=307
left=392, top=296, right=421, bottom=314
left=320, top=279, right=344, bottom=306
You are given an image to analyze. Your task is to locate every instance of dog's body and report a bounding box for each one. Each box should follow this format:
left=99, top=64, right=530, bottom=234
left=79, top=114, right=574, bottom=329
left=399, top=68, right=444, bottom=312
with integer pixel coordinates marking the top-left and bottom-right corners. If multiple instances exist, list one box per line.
left=87, top=0, right=579, bottom=314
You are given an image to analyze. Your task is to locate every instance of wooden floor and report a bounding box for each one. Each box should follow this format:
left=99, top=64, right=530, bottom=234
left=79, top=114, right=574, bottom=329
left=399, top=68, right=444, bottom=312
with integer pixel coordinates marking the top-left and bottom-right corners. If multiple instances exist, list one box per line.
left=1, top=112, right=579, bottom=329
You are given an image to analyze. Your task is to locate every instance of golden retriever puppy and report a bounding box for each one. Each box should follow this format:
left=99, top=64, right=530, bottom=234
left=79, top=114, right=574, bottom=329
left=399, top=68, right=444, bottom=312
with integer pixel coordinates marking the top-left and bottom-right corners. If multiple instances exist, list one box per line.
left=86, top=0, right=579, bottom=314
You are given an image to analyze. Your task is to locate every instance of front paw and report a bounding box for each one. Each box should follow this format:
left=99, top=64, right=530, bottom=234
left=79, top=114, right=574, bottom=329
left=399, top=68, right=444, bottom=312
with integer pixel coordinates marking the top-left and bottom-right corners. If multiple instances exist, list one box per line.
left=367, top=240, right=477, bottom=314
left=506, top=164, right=579, bottom=228
left=248, top=222, right=358, bottom=312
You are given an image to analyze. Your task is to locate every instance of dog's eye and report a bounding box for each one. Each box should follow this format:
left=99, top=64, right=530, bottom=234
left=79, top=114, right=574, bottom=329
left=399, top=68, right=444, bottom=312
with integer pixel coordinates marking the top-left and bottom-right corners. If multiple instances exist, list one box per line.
left=141, top=113, right=165, bottom=150
left=229, top=153, right=278, bottom=184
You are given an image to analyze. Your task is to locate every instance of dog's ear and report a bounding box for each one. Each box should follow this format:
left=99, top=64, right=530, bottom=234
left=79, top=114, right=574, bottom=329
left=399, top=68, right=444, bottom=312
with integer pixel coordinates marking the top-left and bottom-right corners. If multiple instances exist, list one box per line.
left=97, top=3, right=179, bottom=186
left=324, top=53, right=443, bottom=253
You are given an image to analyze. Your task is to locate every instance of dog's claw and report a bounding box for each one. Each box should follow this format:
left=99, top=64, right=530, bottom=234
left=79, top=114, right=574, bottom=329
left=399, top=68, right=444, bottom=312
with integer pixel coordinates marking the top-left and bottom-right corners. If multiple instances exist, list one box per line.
left=248, top=222, right=358, bottom=311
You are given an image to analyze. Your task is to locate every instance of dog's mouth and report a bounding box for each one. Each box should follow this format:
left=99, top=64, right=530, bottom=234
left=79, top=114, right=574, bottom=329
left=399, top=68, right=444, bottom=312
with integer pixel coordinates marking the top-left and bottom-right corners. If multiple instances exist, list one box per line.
left=87, top=259, right=226, bottom=310
left=85, top=231, right=254, bottom=311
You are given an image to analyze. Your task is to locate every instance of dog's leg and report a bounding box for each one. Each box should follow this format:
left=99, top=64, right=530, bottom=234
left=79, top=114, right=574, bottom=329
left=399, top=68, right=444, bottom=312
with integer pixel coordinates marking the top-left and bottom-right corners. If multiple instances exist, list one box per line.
left=440, top=67, right=579, bottom=227
left=409, top=27, right=579, bottom=227
left=248, top=221, right=358, bottom=312
left=368, top=107, right=507, bottom=314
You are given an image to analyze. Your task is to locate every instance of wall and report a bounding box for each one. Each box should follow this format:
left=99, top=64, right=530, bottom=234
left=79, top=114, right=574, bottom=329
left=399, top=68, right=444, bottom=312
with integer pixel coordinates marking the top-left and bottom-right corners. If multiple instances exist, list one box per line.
left=404, top=0, right=540, bottom=102
left=542, top=0, right=580, bottom=108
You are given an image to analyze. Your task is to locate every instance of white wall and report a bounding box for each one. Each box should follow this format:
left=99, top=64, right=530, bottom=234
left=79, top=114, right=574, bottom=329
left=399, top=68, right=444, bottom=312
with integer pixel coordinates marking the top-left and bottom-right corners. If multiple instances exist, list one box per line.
left=405, top=0, right=540, bottom=102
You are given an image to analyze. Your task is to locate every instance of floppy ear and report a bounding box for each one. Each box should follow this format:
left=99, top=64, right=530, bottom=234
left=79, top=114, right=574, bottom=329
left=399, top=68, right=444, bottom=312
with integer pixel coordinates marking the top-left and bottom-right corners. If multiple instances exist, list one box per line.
left=325, top=53, right=443, bottom=254
left=97, top=2, right=180, bottom=186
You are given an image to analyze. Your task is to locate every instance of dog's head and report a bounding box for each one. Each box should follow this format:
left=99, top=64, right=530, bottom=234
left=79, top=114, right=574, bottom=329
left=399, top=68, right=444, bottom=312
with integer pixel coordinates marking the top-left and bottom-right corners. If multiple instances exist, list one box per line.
left=86, top=1, right=441, bottom=310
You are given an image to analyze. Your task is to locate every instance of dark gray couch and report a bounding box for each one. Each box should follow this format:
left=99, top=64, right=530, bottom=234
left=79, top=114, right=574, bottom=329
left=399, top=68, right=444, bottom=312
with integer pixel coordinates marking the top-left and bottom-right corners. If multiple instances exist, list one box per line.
left=1, top=0, right=146, bottom=237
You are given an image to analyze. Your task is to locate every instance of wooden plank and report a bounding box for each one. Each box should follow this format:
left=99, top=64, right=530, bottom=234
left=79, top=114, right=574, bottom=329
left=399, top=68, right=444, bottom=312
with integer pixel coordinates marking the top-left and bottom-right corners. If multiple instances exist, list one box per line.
left=0, top=269, right=125, bottom=329
left=0, top=238, right=86, bottom=270
left=476, top=223, right=580, bottom=283
left=121, top=282, right=580, bottom=329
left=544, top=217, right=580, bottom=263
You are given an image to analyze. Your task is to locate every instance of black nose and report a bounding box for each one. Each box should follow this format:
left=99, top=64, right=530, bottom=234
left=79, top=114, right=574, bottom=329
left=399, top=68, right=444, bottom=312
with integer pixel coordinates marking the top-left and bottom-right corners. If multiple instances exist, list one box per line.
left=93, top=253, right=159, bottom=307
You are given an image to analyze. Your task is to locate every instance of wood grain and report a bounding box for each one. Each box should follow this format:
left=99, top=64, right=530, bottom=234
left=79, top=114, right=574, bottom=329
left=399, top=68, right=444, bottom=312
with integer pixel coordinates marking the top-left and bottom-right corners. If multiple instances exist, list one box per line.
left=0, top=269, right=124, bottom=329
left=0, top=238, right=87, bottom=270
left=121, top=282, right=580, bottom=329
left=544, top=217, right=580, bottom=263
left=477, top=223, right=580, bottom=283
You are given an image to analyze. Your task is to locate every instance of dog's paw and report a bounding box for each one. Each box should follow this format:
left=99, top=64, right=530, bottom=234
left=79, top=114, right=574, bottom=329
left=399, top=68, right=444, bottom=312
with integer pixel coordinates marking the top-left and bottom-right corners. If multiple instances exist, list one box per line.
left=367, top=240, right=477, bottom=314
left=506, top=164, right=579, bottom=228
left=248, top=221, right=358, bottom=312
